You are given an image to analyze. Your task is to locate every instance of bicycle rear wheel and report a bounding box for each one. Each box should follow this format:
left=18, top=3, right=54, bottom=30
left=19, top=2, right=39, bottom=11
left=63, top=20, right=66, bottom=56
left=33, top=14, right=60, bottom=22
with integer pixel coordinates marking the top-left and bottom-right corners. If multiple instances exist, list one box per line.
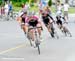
left=35, top=35, right=41, bottom=54
left=37, top=45, right=40, bottom=55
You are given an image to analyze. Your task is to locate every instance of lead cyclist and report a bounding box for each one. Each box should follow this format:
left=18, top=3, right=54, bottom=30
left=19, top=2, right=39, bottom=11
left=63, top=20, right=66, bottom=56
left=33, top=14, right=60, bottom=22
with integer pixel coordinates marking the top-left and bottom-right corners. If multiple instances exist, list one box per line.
left=25, top=12, right=43, bottom=47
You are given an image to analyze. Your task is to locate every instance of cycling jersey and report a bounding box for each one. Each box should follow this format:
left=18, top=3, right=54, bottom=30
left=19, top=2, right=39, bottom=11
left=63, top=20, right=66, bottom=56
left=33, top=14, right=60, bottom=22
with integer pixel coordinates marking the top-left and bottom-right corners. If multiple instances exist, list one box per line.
left=20, top=12, right=27, bottom=24
left=56, top=16, right=62, bottom=25
left=26, top=16, right=38, bottom=23
left=42, top=15, right=50, bottom=25
left=28, top=19, right=38, bottom=27
left=26, top=16, right=39, bottom=27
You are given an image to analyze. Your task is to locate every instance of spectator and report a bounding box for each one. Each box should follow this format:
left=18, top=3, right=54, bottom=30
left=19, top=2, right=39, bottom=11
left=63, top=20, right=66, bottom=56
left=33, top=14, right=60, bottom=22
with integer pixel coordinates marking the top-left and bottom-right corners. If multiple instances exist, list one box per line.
left=0, top=5, right=5, bottom=16
left=56, top=1, right=63, bottom=16
left=4, top=2, right=9, bottom=16
left=22, top=3, right=30, bottom=12
left=63, top=2, right=69, bottom=22
left=8, top=1, right=13, bottom=17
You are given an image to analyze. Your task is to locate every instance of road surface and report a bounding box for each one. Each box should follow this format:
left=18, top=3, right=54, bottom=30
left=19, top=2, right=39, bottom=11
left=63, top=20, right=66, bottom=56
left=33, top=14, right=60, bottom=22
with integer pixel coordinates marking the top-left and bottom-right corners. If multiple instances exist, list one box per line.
left=0, top=14, right=75, bottom=61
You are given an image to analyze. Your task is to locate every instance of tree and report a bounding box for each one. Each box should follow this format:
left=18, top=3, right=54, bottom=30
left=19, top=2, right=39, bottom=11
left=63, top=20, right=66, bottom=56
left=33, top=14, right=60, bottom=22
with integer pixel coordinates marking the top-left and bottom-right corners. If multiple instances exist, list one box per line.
left=48, top=0, right=52, bottom=7
left=65, top=0, right=68, bottom=3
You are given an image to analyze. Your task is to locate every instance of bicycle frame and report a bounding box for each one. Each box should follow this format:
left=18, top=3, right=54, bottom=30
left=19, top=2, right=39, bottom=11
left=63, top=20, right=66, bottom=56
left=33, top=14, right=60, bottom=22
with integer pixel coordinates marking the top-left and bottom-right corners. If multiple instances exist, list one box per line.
left=32, top=27, right=41, bottom=54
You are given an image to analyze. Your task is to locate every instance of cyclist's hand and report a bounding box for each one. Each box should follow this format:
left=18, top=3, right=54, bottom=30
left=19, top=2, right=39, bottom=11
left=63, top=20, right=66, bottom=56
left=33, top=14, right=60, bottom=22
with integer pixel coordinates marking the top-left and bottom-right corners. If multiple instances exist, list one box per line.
left=41, top=27, right=43, bottom=31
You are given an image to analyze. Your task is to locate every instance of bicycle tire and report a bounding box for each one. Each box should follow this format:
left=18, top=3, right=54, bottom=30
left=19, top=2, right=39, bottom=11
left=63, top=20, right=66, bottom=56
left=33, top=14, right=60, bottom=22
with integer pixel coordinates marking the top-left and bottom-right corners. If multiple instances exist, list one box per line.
left=27, top=33, right=33, bottom=46
left=29, top=39, right=33, bottom=46
left=35, top=29, right=41, bottom=54
left=37, top=45, right=40, bottom=55
left=35, top=39, right=40, bottom=55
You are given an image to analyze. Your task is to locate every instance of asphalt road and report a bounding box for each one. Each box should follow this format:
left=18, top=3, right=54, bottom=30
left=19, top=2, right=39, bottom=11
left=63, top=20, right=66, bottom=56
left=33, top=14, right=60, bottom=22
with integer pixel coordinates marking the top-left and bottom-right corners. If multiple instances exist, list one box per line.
left=0, top=14, right=75, bottom=61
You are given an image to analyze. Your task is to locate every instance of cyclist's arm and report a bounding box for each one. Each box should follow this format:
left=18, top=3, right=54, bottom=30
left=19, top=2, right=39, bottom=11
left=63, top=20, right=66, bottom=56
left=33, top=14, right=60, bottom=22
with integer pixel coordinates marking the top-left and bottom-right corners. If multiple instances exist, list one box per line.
left=16, top=16, right=22, bottom=24
left=48, top=17, right=54, bottom=24
left=48, top=14, right=55, bottom=23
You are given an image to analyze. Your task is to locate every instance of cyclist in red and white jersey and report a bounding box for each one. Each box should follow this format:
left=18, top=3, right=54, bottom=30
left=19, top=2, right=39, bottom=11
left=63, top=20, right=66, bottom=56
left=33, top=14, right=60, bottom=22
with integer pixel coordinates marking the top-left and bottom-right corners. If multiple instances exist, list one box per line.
left=26, top=13, right=43, bottom=46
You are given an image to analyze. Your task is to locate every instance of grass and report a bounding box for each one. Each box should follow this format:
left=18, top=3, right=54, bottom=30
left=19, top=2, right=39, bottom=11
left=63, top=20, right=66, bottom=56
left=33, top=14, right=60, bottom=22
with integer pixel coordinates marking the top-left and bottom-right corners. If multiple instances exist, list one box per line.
left=13, top=7, right=22, bottom=12
left=51, top=6, right=75, bottom=14
left=13, top=6, right=75, bottom=14
left=69, top=7, right=75, bottom=13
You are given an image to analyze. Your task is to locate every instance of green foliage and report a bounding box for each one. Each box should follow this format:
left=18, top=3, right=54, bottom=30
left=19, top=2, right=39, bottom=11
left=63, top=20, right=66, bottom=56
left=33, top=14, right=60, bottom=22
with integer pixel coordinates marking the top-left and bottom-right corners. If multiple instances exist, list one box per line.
left=0, top=1, right=2, bottom=5
left=12, top=2, right=22, bottom=7
left=31, top=0, right=34, bottom=3
left=21, top=0, right=29, bottom=4
left=12, top=0, right=29, bottom=7
left=48, top=0, right=52, bottom=7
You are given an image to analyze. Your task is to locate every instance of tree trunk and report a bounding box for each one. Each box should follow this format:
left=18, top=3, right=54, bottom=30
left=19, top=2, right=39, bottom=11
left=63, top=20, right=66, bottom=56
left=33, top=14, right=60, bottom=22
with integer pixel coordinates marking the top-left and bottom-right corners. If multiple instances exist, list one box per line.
left=65, top=0, right=68, bottom=3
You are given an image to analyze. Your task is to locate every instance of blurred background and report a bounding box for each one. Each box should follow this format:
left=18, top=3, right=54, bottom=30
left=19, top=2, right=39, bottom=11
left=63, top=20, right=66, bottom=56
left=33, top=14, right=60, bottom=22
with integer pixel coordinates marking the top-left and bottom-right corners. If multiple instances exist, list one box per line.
left=0, top=0, right=75, bottom=13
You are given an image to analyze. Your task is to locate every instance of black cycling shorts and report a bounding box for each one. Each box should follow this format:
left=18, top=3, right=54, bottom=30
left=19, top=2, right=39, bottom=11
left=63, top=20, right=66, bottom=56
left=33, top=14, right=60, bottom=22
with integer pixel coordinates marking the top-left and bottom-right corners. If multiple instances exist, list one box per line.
left=28, top=19, right=38, bottom=27
left=42, top=16, right=50, bottom=25
left=56, top=20, right=62, bottom=25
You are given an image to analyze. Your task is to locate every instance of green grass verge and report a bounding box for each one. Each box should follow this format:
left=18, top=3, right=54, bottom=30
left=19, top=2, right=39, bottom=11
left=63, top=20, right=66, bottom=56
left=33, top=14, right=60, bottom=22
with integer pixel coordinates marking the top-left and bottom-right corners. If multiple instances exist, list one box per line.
left=13, top=7, right=22, bottom=12
left=69, top=7, right=75, bottom=13
left=51, top=6, right=75, bottom=14
left=13, top=6, right=75, bottom=14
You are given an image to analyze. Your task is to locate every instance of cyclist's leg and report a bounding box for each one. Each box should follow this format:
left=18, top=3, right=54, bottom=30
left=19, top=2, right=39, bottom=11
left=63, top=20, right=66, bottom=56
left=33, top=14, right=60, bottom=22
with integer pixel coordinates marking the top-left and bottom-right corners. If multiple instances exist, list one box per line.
left=50, top=23, right=55, bottom=37
left=46, top=24, right=54, bottom=37
left=28, top=26, right=36, bottom=46
left=46, top=24, right=51, bottom=32
left=36, top=24, right=43, bottom=42
left=28, top=26, right=34, bottom=41
left=37, top=24, right=42, bottom=38
left=21, top=23, right=27, bottom=34
left=50, top=23, right=55, bottom=33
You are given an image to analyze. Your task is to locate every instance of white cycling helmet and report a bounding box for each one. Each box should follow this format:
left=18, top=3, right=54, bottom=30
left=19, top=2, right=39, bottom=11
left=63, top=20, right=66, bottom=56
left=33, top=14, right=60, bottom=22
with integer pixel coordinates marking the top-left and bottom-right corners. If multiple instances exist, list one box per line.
left=56, top=11, right=62, bottom=16
left=18, top=12, right=23, bottom=17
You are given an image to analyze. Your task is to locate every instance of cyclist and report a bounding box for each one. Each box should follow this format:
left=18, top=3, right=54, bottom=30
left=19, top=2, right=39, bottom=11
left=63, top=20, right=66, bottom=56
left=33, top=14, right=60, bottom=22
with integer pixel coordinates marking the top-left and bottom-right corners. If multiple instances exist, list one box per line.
left=26, top=13, right=43, bottom=46
left=4, top=2, right=9, bottom=19
left=63, top=2, right=69, bottom=23
left=56, top=15, right=63, bottom=31
left=56, top=12, right=72, bottom=37
left=44, top=6, right=55, bottom=22
left=56, top=9, right=65, bottom=31
left=17, top=12, right=28, bottom=34
left=41, top=11, right=55, bottom=38
left=0, top=5, right=5, bottom=18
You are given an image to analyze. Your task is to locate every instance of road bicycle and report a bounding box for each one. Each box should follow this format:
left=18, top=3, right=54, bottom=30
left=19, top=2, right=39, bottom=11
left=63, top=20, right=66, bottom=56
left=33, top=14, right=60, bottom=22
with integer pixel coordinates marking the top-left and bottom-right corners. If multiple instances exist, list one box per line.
left=27, top=27, right=41, bottom=54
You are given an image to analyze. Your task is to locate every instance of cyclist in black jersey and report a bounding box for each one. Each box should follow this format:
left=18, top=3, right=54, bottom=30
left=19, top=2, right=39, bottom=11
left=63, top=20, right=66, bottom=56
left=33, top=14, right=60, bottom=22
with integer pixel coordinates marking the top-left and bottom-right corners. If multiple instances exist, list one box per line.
left=41, top=12, right=55, bottom=38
